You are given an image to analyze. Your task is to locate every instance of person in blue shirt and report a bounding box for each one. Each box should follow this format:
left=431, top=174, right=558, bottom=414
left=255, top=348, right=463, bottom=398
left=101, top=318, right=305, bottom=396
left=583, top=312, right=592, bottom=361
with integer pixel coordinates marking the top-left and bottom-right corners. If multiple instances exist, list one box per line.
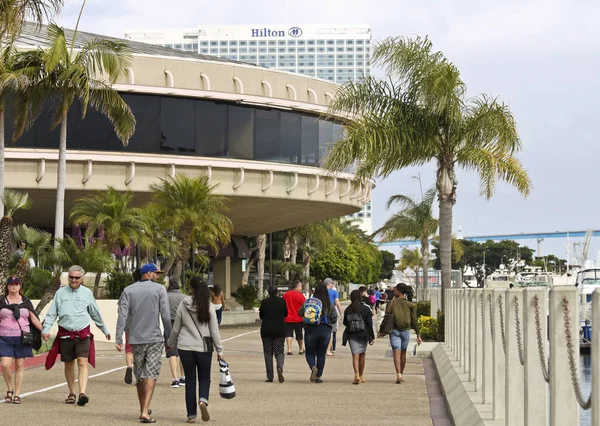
left=325, top=278, right=343, bottom=356
left=374, top=288, right=382, bottom=313
left=42, top=265, right=111, bottom=406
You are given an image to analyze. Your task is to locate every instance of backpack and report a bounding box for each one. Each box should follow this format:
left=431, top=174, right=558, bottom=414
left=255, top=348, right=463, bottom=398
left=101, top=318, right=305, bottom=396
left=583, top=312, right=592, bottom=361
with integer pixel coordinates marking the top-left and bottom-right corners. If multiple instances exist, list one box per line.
left=346, top=311, right=366, bottom=333
left=303, top=297, right=323, bottom=325
left=369, top=294, right=376, bottom=305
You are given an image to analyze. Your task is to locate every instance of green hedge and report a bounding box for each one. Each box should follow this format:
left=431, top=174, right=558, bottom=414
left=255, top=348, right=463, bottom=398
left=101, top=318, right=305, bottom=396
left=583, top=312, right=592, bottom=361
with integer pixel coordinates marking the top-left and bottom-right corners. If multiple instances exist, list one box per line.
left=233, top=285, right=258, bottom=310
left=416, top=301, right=431, bottom=318
left=417, top=310, right=445, bottom=342
left=105, top=270, right=134, bottom=299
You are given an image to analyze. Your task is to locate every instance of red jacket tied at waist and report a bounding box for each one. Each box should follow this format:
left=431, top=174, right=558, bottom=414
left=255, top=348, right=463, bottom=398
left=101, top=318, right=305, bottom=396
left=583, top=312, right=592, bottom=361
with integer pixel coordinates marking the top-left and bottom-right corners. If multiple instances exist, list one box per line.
left=45, top=325, right=96, bottom=370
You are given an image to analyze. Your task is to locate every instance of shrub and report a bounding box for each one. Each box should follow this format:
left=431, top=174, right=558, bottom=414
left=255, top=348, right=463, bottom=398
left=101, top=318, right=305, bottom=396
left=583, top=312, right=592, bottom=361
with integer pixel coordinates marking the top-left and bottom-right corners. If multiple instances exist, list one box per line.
left=436, top=310, right=445, bottom=341
left=22, top=268, right=53, bottom=299
left=234, top=285, right=258, bottom=310
left=418, top=316, right=438, bottom=341
left=105, top=270, right=134, bottom=299
left=416, top=301, right=431, bottom=318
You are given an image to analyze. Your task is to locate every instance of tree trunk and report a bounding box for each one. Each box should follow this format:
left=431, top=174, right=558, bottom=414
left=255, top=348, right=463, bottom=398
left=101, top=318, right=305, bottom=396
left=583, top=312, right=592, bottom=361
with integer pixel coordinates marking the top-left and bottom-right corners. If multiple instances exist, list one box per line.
left=290, top=236, right=298, bottom=265
left=54, top=113, right=68, bottom=245
left=242, top=254, right=257, bottom=285
left=35, top=273, right=62, bottom=315
left=302, top=246, right=310, bottom=295
left=256, top=234, right=266, bottom=300
left=438, top=196, right=453, bottom=314
left=93, top=271, right=102, bottom=298
left=421, top=238, right=429, bottom=297
left=0, top=102, right=5, bottom=218
left=0, top=216, right=11, bottom=293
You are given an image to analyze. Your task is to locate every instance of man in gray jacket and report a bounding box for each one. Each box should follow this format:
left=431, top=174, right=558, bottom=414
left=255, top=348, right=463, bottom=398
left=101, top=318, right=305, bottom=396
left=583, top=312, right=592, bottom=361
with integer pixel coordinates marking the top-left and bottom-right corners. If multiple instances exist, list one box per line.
left=116, top=263, right=171, bottom=423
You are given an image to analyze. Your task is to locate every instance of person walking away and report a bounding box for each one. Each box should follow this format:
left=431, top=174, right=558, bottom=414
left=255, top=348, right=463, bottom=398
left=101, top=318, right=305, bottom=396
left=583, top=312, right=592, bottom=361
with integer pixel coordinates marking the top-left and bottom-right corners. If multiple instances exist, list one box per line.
left=0, top=276, right=43, bottom=404
left=282, top=281, right=305, bottom=355
left=374, top=288, right=382, bottom=313
left=210, top=284, right=225, bottom=325
left=379, top=284, right=422, bottom=383
left=167, top=277, right=223, bottom=423
left=342, top=290, right=374, bottom=384
left=115, top=263, right=171, bottom=423
left=259, top=287, right=287, bottom=383
left=325, top=278, right=343, bottom=356
left=298, top=283, right=337, bottom=383
left=167, top=276, right=186, bottom=388
left=384, top=286, right=395, bottom=307
left=42, top=266, right=111, bottom=406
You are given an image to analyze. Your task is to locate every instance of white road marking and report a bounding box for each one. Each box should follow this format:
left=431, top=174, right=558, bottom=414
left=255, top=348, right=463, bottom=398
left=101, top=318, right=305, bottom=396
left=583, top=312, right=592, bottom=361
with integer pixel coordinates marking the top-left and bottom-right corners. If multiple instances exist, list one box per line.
left=0, top=327, right=259, bottom=402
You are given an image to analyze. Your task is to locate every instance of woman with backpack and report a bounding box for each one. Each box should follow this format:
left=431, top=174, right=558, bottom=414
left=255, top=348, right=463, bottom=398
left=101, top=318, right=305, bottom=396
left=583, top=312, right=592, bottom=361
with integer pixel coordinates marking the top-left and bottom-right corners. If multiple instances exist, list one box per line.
left=342, top=290, right=375, bottom=384
left=298, top=282, right=337, bottom=383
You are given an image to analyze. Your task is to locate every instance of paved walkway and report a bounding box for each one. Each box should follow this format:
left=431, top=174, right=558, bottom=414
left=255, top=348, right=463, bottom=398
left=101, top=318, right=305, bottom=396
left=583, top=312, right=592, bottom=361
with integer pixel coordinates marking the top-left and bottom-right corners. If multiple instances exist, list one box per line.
left=0, top=323, right=447, bottom=425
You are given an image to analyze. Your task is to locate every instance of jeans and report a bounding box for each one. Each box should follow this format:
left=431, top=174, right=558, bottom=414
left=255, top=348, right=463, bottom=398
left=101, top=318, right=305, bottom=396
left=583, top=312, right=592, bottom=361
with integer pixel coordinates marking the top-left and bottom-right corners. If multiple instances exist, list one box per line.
left=304, top=325, right=331, bottom=377
left=179, top=350, right=212, bottom=419
left=215, top=308, right=223, bottom=325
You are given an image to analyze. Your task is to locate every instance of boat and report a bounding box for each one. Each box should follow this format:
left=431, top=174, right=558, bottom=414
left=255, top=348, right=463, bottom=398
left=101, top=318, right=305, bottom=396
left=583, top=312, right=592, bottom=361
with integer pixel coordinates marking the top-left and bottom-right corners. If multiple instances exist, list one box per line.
left=485, top=269, right=515, bottom=289
left=575, top=268, right=600, bottom=349
left=514, top=270, right=554, bottom=288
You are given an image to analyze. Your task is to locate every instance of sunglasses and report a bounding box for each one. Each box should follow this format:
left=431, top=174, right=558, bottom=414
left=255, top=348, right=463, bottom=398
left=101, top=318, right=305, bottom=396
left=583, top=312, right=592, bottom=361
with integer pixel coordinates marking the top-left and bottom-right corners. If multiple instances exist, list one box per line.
left=68, top=276, right=83, bottom=280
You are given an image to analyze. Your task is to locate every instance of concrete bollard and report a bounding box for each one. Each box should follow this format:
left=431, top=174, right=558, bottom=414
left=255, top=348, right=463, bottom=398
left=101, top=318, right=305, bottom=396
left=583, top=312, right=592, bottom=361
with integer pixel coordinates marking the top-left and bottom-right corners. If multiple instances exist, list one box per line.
left=468, top=289, right=475, bottom=382
left=593, top=289, right=600, bottom=426
left=482, top=288, right=493, bottom=404
left=445, top=289, right=450, bottom=346
left=549, top=286, right=579, bottom=425
left=431, top=289, right=439, bottom=319
left=505, top=289, right=524, bottom=426
left=455, top=289, right=461, bottom=364
left=492, top=289, right=506, bottom=420
left=523, top=288, right=547, bottom=426
left=473, top=290, right=482, bottom=391
left=462, top=288, right=469, bottom=374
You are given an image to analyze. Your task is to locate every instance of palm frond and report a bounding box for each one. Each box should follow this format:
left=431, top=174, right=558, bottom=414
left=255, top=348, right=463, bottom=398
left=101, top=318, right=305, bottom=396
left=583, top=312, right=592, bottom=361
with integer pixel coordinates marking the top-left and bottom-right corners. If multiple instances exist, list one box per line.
left=75, top=38, right=132, bottom=84
left=1, top=189, right=31, bottom=217
left=44, top=23, right=70, bottom=72
left=0, top=0, right=63, bottom=38
left=87, top=80, right=135, bottom=144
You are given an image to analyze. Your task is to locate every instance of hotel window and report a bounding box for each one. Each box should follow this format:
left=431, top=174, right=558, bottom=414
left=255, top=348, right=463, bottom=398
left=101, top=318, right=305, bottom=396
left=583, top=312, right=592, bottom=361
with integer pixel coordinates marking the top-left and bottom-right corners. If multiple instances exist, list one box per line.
left=288, top=47, right=296, bottom=53
left=230, top=41, right=238, bottom=46
left=268, top=47, right=276, bottom=53
left=259, top=47, right=267, bottom=53
left=240, top=41, right=247, bottom=46
left=356, top=40, right=364, bottom=45
left=298, top=40, right=306, bottom=45
left=193, top=44, right=198, bottom=50
left=337, top=47, right=344, bottom=52
left=346, top=40, right=354, bottom=45
left=308, top=47, right=315, bottom=52
left=248, top=55, right=257, bottom=61
left=200, top=48, right=208, bottom=54
left=174, top=44, right=182, bottom=49
left=210, top=41, right=218, bottom=46
left=317, top=40, right=325, bottom=45
left=249, top=41, right=257, bottom=46
left=346, top=47, right=354, bottom=52
left=230, top=48, right=238, bottom=53
left=278, top=47, right=286, bottom=52
left=210, top=48, right=218, bottom=54
left=259, top=41, right=267, bottom=46
left=249, top=47, right=257, bottom=53
left=308, top=40, right=315, bottom=45
left=327, top=40, right=334, bottom=45
left=298, top=47, right=306, bottom=53
left=269, top=40, right=276, bottom=45
left=201, top=41, right=209, bottom=46
left=327, top=47, right=334, bottom=52
left=336, top=40, right=344, bottom=45
left=288, top=40, right=296, bottom=46
left=220, top=41, right=227, bottom=47
left=317, top=47, right=325, bottom=52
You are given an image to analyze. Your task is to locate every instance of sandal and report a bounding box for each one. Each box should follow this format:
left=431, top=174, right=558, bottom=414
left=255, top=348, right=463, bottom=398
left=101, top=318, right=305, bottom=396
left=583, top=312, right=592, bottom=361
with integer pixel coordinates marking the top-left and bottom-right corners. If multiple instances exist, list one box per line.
left=396, top=375, right=404, bottom=384
left=138, top=409, right=152, bottom=420
left=287, top=351, right=293, bottom=355
left=65, top=393, right=77, bottom=404
left=5, top=390, right=13, bottom=403
left=77, top=393, right=89, bottom=406
left=12, top=395, right=21, bottom=404
left=359, top=376, right=366, bottom=383
left=352, top=377, right=360, bottom=385
left=140, top=417, right=156, bottom=424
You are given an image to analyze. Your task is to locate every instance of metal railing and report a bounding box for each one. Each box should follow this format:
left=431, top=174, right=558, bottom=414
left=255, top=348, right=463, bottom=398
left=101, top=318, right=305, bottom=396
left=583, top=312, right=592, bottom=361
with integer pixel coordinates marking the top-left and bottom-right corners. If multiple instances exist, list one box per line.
left=440, top=286, right=600, bottom=426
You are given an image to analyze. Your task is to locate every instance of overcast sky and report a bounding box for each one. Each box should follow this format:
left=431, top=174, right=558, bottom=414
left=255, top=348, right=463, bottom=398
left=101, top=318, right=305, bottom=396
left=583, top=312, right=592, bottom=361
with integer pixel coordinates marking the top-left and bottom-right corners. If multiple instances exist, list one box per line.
left=57, top=0, right=600, bottom=261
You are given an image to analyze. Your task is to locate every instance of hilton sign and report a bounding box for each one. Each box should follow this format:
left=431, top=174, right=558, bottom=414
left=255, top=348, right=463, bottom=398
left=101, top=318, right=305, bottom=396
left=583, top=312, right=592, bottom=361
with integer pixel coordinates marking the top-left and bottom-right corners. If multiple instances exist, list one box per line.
left=251, top=27, right=303, bottom=38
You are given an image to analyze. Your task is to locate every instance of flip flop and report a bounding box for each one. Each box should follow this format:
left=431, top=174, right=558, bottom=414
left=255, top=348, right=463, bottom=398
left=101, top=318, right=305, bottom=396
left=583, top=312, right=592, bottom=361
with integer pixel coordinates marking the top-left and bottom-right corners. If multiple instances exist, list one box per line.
left=140, top=417, right=156, bottom=424
left=65, top=393, right=76, bottom=404
left=287, top=351, right=293, bottom=355
left=138, top=409, right=152, bottom=420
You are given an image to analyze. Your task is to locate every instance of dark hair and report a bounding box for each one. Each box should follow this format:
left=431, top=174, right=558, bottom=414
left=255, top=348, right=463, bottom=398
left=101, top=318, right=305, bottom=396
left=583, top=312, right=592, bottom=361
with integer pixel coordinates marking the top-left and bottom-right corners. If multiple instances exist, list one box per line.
left=190, top=277, right=211, bottom=324
left=132, top=269, right=142, bottom=282
left=167, top=276, right=180, bottom=291
left=312, top=283, right=331, bottom=313
left=212, top=284, right=222, bottom=295
left=268, top=287, right=278, bottom=297
left=293, top=280, right=302, bottom=289
left=349, top=289, right=362, bottom=313
left=367, top=289, right=374, bottom=296
left=358, top=286, right=367, bottom=294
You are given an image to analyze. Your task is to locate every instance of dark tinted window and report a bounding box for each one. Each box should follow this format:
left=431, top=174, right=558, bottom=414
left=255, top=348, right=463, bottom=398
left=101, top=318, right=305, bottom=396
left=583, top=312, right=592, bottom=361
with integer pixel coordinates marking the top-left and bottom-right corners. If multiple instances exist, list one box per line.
left=301, top=115, right=319, bottom=165
left=228, top=106, right=254, bottom=159
left=280, top=112, right=301, bottom=164
left=160, top=97, right=195, bottom=153
left=196, top=101, right=227, bottom=157
left=254, top=109, right=280, bottom=162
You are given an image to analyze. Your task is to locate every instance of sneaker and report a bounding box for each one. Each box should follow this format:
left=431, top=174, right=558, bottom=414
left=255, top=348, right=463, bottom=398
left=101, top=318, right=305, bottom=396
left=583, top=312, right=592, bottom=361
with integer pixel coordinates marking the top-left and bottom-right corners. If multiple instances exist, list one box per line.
left=277, top=367, right=285, bottom=383
left=170, top=379, right=180, bottom=388
left=315, top=378, right=323, bottom=384
left=310, top=366, right=318, bottom=382
left=124, top=366, right=133, bottom=385
left=179, top=377, right=186, bottom=386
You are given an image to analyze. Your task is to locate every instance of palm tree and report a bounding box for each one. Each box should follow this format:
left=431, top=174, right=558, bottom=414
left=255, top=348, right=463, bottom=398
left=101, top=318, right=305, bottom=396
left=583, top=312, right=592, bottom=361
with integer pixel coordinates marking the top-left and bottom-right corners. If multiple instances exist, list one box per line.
left=69, top=187, right=152, bottom=254
left=13, top=223, right=52, bottom=267
left=15, top=21, right=135, bottom=245
left=324, top=36, right=531, bottom=312
left=374, top=188, right=438, bottom=294
left=0, top=0, right=62, bottom=39
left=256, top=234, right=266, bottom=299
left=148, top=174, right=233, bottom=278
left=0, top=189, right=30, bottom=292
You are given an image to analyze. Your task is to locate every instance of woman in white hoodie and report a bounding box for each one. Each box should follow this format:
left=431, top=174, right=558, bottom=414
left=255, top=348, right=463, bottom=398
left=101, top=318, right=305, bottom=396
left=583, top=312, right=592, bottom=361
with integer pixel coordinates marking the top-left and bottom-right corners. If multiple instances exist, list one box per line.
left=167, top=277, right=223, bottom=423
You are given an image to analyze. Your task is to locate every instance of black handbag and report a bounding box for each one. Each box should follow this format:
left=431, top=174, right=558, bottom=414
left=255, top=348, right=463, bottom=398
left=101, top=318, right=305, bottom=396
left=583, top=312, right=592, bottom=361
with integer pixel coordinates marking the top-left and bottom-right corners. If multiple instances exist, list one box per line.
left=17, top=321, right=34, bottom=346
left=186, top=308, right=215, bottom=353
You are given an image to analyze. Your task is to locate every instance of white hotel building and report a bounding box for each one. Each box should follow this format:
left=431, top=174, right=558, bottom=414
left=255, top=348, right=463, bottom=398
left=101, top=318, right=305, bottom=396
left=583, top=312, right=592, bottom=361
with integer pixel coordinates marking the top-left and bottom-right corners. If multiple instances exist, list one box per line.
left=124, top=23, right=373, bottom=234
left=124, top=24, right=371, bottom=84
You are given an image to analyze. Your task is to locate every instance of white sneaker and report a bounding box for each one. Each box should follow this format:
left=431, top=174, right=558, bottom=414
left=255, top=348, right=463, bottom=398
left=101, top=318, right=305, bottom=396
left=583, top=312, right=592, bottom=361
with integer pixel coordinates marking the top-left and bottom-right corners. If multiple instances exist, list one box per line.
left=170, top=379, right=180, bottom=388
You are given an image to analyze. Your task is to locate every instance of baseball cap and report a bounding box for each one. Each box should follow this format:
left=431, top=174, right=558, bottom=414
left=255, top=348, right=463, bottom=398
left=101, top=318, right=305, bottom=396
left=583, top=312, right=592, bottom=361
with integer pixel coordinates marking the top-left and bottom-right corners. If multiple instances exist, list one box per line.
left=324, top=278, right=333, bottom=285
left=140, top=263, right=164, bottom=275
left=7, top=276, right=21, bottom=284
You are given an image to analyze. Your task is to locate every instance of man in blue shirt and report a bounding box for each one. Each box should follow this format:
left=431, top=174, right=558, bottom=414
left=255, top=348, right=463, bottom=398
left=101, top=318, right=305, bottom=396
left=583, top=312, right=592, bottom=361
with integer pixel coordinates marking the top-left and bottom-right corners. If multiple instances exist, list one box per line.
left=42, top=265, right=111, bottom=406
left=325, top=278, right=343, bottom=356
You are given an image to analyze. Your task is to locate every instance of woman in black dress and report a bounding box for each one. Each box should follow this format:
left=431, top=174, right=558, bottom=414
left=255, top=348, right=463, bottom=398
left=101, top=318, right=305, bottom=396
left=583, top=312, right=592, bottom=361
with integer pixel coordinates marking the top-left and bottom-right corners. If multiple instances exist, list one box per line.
left=343, top=290, right=374, bottom=384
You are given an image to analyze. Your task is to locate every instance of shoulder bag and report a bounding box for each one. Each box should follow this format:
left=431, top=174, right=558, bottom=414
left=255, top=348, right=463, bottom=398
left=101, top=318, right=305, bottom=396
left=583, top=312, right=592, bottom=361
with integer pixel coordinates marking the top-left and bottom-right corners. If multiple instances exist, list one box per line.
left=379, top=300, right=396, bottom=336
left=186, top=308, right=214, bottom=353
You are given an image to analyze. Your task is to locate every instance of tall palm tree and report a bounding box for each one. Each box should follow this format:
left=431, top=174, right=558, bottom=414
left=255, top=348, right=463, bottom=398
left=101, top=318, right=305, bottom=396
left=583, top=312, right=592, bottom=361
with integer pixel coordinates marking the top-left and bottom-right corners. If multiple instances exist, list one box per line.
left=69, top=187, right=152, bottom=255
left=375, top=188, right=438, bottom=293
left=0, top=189, right=30, bottom=292
left=15, top=22, right=135, bottom=245
left=256, top=234, right=266, bottom=299
left=0, top=0, right=62, bottom=39
left=149, top=174, right=233, bottom=278
left=324, top=36, right=531, bottom=312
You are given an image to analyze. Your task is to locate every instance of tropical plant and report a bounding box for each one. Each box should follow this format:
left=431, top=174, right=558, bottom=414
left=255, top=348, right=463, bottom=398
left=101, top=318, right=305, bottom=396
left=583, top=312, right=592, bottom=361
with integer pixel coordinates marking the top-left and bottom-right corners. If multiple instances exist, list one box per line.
left=0, top=189, right=30, bottom=292
left=15, top=19, right=135, bottom=245
left=233, top=284, right=258, bottom=310
left=324, top=36, right=531, bottom=311
left=0, top=0, right=62, bottom=39
left=148, top=174, right=232, bottom=277
left=104, top=269, right=134, bottom=299
left=13, top=224, right=52, bottom=267
left=69, top=187, right=152, bottom=260
left=375, top=188, right=438, bottom=292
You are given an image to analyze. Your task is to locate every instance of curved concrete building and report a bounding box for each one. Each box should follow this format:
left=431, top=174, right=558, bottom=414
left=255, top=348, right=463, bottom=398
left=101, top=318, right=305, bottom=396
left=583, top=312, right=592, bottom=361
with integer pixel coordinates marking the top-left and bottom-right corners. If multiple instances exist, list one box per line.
left=9, top=25, right=371, bottom=296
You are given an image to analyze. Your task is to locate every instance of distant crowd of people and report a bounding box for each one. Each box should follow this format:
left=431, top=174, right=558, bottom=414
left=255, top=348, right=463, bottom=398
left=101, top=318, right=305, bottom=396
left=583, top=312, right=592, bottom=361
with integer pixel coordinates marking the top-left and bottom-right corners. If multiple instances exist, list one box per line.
left=0, top=263, right=421, bottom=423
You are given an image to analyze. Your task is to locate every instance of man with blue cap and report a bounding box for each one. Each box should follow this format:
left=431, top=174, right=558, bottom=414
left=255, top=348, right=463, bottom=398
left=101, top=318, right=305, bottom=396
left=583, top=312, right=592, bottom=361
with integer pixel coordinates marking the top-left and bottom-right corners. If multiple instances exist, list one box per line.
left=116, top=263, right=171, bottom=423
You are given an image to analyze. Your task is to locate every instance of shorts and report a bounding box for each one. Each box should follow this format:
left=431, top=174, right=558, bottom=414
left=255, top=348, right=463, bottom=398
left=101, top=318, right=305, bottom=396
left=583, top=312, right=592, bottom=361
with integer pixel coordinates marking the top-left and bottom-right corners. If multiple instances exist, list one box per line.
left=59, top=337, right=91, bottom=362
left=389, top=329, right=411, bottom=351
left=166, top=344, right=179, bottom=358
left=131, top=342, right=164, bottom=383
left=0, top=336, right=33, bottom=359
left=285, top=322, right=303, bottom=340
